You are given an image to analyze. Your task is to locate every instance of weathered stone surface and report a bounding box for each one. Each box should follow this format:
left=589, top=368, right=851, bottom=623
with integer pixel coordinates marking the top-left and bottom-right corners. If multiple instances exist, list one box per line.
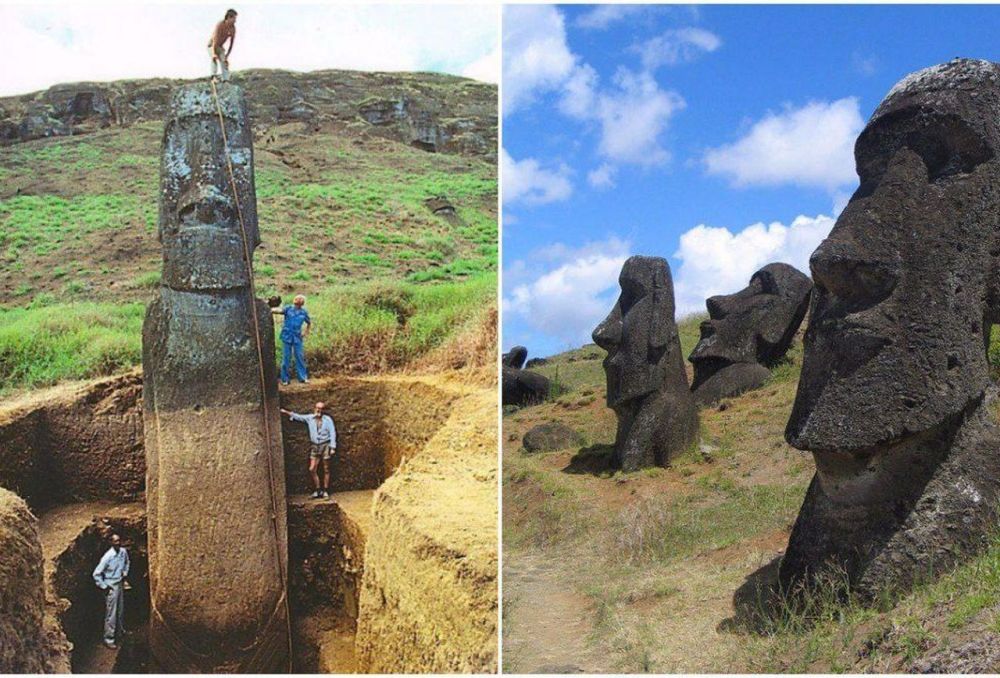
left=781, top=59, right=1000, bottom=598
left=522, top=422, right=584, bottom=454
left=593, top=256, right=698, bottom=470
left=0, top=489, right=46, bottom=673
left=142, top=81, right=289, bottom=671
left=502, top=365, right=551, bottom=407
left=690, top=263, right=812, bottom=405
left=502, top=345, right=528, bottom=369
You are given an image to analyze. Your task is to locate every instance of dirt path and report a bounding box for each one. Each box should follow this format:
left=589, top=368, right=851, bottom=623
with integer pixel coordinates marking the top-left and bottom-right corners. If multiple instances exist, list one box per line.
left=503, top=532, right=788, bottom=673
left=503, top=551, right=604, bottom=673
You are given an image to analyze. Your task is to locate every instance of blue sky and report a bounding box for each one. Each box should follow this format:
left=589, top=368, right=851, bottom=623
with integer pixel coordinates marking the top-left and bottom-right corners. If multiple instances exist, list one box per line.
left=502, top=4, right=1000, bottom=358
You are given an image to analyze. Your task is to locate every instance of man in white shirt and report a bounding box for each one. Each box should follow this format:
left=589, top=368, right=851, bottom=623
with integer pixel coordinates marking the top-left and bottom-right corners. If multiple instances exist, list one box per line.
left=92, top=533, right=130, bottom=649
left=280, top=402, right=337, bottom=499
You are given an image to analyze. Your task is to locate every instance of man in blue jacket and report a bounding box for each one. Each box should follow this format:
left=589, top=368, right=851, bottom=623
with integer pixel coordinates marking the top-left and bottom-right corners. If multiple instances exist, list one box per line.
left=93, top=533, right=130, bottom=649
left=272, top=294, right=311, bottom=385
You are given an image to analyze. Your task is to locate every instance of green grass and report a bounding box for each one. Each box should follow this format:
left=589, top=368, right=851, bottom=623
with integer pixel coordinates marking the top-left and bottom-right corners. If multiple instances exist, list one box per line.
left=0, top=273, right=494, bottom=397
left=0, top=302, right=145, bottom=395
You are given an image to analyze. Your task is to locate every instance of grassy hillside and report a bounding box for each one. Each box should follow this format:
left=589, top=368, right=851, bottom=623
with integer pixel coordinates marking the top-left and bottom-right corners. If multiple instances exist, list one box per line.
left=0, top=71, right=496, bottom=396
left=503, top=315, right=1000, bottom=673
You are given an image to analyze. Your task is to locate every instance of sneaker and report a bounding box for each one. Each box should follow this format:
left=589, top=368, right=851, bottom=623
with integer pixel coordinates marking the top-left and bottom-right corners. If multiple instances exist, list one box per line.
left=104, top=640, right=117, bottom=649
left=311, top=490, right=322, bottom=499
left=301, top=379, right=310, bottom=384
left=281, top=381, right=290, bottom=386
left=321, top=490, right=329, bottom=499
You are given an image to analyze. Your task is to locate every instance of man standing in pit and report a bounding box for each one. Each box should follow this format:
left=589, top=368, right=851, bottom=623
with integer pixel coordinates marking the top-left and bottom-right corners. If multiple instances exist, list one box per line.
left=208, top=9, right=237, bottom=82
left=93, top=533, right=130, bottom=649
left=281, top=402, right=337, bottom=499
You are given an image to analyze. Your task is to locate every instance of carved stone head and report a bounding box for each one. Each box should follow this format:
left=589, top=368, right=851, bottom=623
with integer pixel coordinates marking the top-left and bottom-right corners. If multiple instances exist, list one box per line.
left=593, top=256, right=688, bottom=409
left=690, top=263, right=812, bottom=382
left=787, top=58, right=1000, bottom=452
left=159, top=83, right=258, bottom=292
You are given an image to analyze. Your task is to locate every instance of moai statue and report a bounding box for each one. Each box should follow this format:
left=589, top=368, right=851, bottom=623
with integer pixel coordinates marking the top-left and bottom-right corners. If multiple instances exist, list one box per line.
left=781, top=59, right=1000, bottom=598
left=142, top=82, right=290, bottom=672
left=502, top=345, right=528, bottom=369
left=593, top=256, right=698, bottom=470
left=689, top=263, right=812, bottom=405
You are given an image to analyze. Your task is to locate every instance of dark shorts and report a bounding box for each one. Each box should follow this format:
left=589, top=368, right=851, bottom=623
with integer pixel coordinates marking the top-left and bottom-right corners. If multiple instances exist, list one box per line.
left=309, top=443, right=332, bottom=460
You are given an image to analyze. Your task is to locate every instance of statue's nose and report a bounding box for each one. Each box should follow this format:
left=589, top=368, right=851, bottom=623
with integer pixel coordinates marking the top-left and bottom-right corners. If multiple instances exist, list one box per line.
left=809, top=238, right=899, bottom=309
left=593, top=310, right=622, bottom=351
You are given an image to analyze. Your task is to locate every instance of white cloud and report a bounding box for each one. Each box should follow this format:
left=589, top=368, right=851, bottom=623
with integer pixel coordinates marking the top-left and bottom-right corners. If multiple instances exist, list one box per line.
left=703, top=98, right=864, bottom=192
left=504, top=237, right=631, bottom=346
left=852, top=51, right=879, bottom=77
left=632, top=28, right=722, bottom=70
left=462, top=46, right=500, bottom=84
left=502, top=148, right=573, bottom=206
left=502, top=4, right=576, bottom=114
left=574, top=5, right=646, bottom=30
left=0, top=5, right=498, bottom=97
left=588, top=163, right=617, bottom=189
left=672, top=214, right=834, bottom=315
left=561, top=67, right=685, bottom=166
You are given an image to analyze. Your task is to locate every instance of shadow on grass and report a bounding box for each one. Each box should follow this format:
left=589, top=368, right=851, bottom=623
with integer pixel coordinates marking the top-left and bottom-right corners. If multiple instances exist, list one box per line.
left=718, top=555, right=785, bottom=635
left=562, top=444, right=614, bottom=476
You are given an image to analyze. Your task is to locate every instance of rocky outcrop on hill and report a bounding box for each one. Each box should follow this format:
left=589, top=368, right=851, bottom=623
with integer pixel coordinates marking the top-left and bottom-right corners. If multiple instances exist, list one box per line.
left=0, top=69, right=496, bottom=160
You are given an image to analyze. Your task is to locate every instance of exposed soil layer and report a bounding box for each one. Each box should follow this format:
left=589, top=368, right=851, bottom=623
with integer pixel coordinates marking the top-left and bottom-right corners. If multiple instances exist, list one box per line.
left=36, top=501, right=147, bottom=673
left=280, top=377, right=457, bottom=495
left=356, top=376, right=498, bottom=673
left=0, top=370, right=495, bottom=673
left=0, top=488, right=48, bottom=672
left=0, top=373, right=144, bottom=510
left=288, top=490, right=372, bottom=672
left=0, top=373, right=456, bottom=510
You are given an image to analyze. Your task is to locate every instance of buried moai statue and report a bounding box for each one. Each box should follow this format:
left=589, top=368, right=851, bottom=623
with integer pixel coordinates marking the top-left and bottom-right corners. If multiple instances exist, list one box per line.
left=689, top=263, right=812, bottom=405
left=780, top=59, right=1000, bottom=598
left=502, top=345, right=551, bottom=407
left=593, top=256, right=698, bottom=471
left=142, top=82, right=290, bottom=671
left=502, top=345, right=528, bottom=369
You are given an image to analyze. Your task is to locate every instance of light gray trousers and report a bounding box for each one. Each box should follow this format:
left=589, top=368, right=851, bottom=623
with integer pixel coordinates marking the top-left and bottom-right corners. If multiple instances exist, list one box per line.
left=103, top=582, right=124, bottom=643
left=209, top=46, right=230, bottom=81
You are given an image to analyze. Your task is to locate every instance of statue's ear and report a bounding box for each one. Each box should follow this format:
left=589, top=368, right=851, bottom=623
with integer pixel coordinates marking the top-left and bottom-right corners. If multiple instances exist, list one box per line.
left=649, top=289, right=675, bottom=349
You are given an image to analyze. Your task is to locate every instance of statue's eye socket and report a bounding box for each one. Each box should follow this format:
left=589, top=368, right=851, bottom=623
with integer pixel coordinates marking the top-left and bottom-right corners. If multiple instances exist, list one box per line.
left=857, top=110, right=993, bottom=191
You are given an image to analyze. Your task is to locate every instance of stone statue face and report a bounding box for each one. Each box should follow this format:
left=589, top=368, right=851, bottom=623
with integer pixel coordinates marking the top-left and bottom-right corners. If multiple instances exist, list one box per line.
left=159, top=84, right=258, bottom=291
left=787, top=59, right=1000, bottom=452
left=593, top=256, right=677, bottom=408
left=690, top=263, right=812, bottom=369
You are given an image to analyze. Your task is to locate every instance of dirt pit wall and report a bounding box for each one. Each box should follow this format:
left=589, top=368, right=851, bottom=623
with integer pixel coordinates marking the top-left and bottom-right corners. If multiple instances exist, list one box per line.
left=0, top=374, right=144, bottom=510
left=355, top=384, right=498, bottom=673
left=279, top=378, right=456, bottom=495
left=0, top=488, right=48, bottom=673
left=0, top=374, right=456, bottom=510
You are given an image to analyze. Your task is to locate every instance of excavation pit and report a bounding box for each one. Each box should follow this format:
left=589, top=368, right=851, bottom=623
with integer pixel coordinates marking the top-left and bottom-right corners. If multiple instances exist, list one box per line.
left=0, top=372, right=493, bottom=673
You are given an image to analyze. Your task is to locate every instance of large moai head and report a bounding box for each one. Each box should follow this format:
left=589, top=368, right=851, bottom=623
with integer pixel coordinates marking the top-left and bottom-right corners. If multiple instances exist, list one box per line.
left=593, top=256, right=689, bottom=409
left=779, top=59, right=1000, bottom=596
left=159, top=82, right=258, bottom=291
left=593, top=256, right=697, bottom=469
left=690, top=263, right=812, bottom=400
left=787, top=59, right=1000, bottom=451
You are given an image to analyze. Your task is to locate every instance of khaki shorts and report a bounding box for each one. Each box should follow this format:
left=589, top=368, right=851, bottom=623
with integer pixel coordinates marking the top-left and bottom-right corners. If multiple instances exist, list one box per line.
left=309, top=443, right=332, bottom=461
